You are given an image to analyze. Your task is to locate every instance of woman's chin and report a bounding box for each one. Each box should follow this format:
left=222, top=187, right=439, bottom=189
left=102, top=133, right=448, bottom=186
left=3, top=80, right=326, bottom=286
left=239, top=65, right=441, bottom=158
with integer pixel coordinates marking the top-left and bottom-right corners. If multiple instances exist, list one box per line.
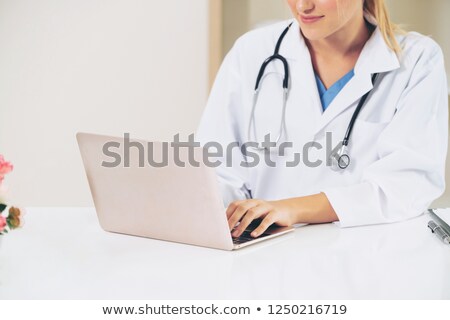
left=300, top=29, right=327, bottom=42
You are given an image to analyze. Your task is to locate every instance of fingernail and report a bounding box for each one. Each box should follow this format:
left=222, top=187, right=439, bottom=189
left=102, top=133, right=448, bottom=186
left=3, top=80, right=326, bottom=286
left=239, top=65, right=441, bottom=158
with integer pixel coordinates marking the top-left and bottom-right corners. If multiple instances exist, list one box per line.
left=232, top=231, right=239, bottom=237
left=251, top=232, right=257, bottom=237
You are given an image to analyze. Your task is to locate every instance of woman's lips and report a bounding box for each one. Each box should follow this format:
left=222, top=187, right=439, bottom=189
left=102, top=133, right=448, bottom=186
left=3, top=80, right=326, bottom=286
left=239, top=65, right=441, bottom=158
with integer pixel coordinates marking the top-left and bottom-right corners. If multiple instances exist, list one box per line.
left=300, top=15, right=324, bottom=24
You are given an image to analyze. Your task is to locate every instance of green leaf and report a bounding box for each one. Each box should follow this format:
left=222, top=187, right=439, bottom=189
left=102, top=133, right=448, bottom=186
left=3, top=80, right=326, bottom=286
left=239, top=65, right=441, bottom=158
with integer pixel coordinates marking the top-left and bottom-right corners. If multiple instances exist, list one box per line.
left=0, top=203, right=6, bottom=213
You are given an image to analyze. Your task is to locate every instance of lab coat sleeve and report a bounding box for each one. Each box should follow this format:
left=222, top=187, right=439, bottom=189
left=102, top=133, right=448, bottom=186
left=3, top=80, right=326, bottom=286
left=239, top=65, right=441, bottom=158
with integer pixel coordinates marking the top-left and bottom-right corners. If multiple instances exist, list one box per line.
left=196, top=41, right=252, bottom=207
left=323, top=41, right=449, bottom=227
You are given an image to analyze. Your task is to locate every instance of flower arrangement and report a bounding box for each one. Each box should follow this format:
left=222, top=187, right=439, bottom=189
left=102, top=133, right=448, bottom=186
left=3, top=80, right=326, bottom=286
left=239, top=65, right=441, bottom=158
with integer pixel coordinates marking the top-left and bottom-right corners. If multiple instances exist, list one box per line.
left=0, top=155, right=24, bottom=235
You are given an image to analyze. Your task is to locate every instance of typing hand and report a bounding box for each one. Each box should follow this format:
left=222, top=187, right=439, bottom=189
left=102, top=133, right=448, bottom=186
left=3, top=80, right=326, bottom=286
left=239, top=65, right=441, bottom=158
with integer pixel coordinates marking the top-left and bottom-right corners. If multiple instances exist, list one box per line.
left=226, top=199, right=295, bottom=238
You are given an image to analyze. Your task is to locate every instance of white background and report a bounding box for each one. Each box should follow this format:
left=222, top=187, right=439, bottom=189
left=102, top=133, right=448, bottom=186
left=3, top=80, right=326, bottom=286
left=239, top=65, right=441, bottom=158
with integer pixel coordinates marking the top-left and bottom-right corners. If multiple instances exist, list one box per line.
left=0, top=0, right=209, bottom=206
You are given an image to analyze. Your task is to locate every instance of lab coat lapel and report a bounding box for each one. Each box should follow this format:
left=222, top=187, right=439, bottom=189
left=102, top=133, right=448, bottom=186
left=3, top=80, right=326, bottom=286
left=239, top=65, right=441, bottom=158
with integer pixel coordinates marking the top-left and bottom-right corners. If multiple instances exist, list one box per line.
left=312, top=27, right=401, bottom=135
left=315, top=71, right=373, bottom=134
left=278, top=19, right=401, bottom=136
left=280, top=20, right=324, bottom=124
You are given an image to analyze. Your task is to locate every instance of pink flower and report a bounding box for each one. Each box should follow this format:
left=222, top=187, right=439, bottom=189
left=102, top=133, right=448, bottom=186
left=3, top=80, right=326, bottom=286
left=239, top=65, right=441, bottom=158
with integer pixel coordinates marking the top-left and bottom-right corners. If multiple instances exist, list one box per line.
left=0, top=155, right=14, bottom=183
left=0, top=215, right=6, bottom=233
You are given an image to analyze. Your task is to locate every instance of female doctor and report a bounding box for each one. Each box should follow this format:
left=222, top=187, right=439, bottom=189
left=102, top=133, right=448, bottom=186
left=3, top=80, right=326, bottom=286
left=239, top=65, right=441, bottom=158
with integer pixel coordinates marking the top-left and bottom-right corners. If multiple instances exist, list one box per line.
left=196, top=0, right=448, bottom=238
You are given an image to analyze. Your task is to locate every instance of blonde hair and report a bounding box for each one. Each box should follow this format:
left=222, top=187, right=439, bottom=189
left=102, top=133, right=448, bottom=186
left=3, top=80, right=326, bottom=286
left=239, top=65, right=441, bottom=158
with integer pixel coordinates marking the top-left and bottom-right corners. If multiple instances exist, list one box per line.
left=363, top=0, right=403, bottom=53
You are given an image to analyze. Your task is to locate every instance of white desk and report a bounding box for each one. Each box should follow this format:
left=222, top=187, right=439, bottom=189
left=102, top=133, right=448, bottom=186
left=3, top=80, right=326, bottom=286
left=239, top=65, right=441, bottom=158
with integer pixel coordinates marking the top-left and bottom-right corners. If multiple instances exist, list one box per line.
left=0, top=208, right=449, bottom=299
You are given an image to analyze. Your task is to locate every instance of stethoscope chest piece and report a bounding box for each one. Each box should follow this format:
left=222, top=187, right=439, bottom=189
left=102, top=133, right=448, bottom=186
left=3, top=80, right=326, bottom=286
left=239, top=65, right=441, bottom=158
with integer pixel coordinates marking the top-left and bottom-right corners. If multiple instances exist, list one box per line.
left=330, top=145, right=351, bottom=171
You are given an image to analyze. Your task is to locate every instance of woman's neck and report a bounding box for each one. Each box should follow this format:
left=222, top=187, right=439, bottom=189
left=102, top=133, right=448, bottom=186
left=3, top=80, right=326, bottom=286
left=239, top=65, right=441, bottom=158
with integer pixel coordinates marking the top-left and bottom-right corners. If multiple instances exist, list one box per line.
left=305, top=15, right=373, bottom=59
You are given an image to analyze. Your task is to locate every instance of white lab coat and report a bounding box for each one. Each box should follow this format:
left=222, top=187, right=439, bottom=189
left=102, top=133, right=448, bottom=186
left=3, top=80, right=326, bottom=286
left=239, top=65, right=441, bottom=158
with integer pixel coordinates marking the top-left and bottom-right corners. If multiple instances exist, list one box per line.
left=196, top=19, right=448, bottom=227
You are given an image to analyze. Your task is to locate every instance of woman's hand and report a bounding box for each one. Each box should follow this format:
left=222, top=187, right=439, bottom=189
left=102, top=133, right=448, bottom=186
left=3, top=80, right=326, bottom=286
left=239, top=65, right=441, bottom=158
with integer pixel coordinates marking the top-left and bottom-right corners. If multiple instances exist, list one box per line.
left=226, top=193, right=339, bottom=238
left=226, top=199, right=297, bottom=238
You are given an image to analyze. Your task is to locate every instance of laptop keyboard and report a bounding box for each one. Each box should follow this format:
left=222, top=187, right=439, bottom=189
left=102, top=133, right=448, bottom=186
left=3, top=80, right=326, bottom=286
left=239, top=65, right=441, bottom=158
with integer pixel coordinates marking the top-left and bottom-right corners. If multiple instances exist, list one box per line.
left=231, top=219, right=275, bottom=245
left=231, top=229, right=271, bottom=245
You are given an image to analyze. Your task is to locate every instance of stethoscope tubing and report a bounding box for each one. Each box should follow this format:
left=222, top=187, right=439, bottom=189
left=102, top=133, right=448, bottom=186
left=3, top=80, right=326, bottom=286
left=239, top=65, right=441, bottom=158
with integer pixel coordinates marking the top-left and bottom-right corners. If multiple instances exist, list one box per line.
left=248, top=21, right=380, bottom=170
left=254, top=22, right=293, bottom=91
left=343, top=73, right=379, bottom=146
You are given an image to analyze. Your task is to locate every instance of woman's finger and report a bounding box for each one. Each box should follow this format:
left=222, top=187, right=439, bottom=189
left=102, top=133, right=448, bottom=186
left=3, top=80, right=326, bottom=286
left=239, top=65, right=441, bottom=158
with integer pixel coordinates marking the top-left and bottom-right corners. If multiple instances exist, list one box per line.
left=250, top=212, right=277, bottom=238
left=227, top=201, right=257, bottom=230
left=225, top=200, right=246, bottom=219
left=232, top=204, right=271, bottom=237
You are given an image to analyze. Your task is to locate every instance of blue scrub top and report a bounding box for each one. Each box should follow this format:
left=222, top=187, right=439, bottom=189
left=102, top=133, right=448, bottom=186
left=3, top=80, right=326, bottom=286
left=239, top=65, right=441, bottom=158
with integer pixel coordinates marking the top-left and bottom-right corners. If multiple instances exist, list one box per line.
left=315, top=69, right=354, bottom=111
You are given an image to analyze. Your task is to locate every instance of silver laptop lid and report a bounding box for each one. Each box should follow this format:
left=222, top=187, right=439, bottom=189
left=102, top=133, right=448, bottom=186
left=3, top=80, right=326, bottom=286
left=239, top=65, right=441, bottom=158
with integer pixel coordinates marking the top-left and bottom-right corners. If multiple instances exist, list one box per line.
left=77, top=132, right=234, bottom=250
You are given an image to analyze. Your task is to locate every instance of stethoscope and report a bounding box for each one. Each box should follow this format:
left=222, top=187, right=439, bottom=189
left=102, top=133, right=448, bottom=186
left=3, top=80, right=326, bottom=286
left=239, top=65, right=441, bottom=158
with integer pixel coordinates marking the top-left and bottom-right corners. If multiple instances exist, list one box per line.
left=247, top=22, right=379, bottom=170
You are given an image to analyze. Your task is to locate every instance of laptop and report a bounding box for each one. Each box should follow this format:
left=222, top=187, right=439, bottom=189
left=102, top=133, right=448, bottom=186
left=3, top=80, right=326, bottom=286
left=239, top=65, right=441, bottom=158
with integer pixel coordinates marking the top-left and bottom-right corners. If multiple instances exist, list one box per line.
left=76, top=132, right=294, bottom=250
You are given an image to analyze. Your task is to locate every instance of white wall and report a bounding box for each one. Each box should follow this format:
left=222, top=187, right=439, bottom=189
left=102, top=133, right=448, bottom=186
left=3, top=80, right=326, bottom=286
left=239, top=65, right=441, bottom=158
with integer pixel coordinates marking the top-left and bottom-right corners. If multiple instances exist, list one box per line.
left=248, top=0, right=291, bottom=28
left=222, top=0, right=291, bottom=56
left=0, top=0, right=209, bottom=206
left=222, top=0, right=250, bottom=58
